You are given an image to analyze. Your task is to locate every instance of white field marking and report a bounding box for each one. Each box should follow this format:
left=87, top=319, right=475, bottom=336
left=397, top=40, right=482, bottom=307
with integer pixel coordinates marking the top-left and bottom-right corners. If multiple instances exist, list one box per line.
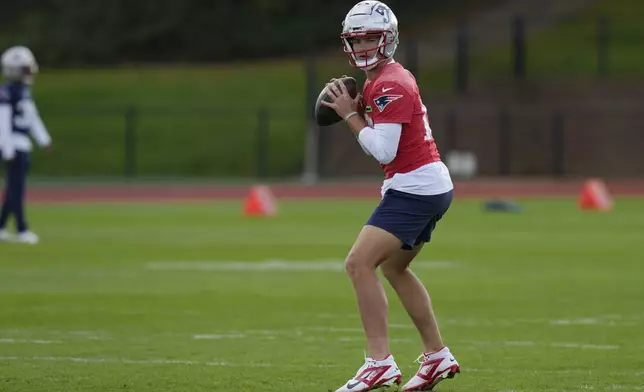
left=0, top=328, right=625, bottom=353
left=462, top=340, right=620, bottom=350
left=307, top=327, right=364, bottom=333
left=337, top=337, right=374, bottom=343
left=303, top=336, right=362, bottom=343
left=302, top=336, right=415, bottom=344
left=239, top=329, right=290, bottom=336
left=549, top=342, right=620, bottom=350
left=190, top=328, right=387, bottom=341
left=199, top=330, right=620, bottom=351
left=0, top=356, right=342, bottom=368
left=0, top=329, right=111, bottom=341
left=406, top=316, right=640, bottom=328
left=2, top=357, right=638, bottom=377
left=146, top=259, right=458, bottom=272
left=192, top=334, right=246, bottom=340
left=65, top=330, right=111, bottom=337
left=471, top=369, right=635, bottom=375
left=550, top=318, right=604, bottom=325
left=186, top=329, right=622, bottom=352
left=315, top=313, right=360, bottom=320
left=0, top=268, right=141, bottom=279
left=0, top=356, right=241, bottom=367
left=549, top=318, right=640, bottom=326
left=0, top=338, right=61, bottom=344
left=438, top=318, right=628, bottom=327
left=8, top=307, right=206, bottom=318
left=147, top=259, right=346, bottom=272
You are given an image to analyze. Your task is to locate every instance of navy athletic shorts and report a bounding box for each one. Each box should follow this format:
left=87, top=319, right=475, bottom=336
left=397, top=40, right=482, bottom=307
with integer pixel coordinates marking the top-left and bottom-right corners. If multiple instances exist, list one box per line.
left=366, top=188, right=454, bottom=250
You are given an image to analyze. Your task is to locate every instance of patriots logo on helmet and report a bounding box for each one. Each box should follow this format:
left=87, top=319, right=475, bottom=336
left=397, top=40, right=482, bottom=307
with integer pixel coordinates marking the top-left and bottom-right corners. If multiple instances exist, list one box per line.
left=373, top=94, right=402, bottom=112
left=374, top=5, right=389, bottom=22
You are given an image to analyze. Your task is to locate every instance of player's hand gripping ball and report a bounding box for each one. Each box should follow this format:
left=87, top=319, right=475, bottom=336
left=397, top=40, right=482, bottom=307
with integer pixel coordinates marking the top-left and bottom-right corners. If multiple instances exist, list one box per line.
left=314, top=76, right=361, bottom=126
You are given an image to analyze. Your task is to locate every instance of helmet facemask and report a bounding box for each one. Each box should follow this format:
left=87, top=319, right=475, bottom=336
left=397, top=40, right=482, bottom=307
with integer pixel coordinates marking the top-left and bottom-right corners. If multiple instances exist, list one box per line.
left=1, top=46, right=39, bottom=85
left=342, top=31, right=396, bottom=70
left=3, top=65, right=37, bottom=85
left=341, top=2, right=399, bottom=71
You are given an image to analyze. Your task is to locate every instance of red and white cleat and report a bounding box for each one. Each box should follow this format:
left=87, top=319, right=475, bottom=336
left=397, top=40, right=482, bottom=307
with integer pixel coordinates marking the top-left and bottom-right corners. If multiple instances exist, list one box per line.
left=335, top=354, right=402, bottom=392
left=401, top=347, right=460, bottom=391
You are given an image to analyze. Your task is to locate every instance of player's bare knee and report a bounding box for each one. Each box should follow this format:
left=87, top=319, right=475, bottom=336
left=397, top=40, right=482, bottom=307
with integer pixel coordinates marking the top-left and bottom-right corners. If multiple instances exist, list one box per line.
left=344, top=253, right=362, bottom=278
left=344, top=252, right=374, bottom=279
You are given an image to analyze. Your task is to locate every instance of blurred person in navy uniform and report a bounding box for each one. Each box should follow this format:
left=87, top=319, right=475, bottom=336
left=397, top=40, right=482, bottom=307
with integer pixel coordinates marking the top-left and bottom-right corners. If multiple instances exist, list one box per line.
left=0, top=46, right=52, bottom=245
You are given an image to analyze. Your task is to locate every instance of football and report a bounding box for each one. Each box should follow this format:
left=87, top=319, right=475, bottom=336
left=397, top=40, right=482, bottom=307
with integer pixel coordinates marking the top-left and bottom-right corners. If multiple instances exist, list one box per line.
left=314, top=76, right=358, bottom=126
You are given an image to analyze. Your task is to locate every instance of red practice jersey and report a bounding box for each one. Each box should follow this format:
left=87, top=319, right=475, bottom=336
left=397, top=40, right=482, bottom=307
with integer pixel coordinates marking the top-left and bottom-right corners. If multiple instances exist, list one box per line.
left=362, top=62, right=441, bottom=179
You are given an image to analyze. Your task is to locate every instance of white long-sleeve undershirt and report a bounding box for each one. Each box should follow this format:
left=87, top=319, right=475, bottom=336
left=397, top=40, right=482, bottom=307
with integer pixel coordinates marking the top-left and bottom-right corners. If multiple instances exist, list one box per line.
left=356, top=123, right=402, bottom=164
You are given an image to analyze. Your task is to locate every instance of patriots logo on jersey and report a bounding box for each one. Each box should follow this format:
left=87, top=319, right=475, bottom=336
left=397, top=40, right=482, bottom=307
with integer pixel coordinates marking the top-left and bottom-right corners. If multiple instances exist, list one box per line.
left=373, top=94, right=402, bottom=112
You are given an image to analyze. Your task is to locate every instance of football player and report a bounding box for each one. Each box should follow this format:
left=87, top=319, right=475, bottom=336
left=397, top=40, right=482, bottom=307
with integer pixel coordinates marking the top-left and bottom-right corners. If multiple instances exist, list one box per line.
left=0, top=46, right=52, bottom=244
left=320, top=2, right=460, bottom=391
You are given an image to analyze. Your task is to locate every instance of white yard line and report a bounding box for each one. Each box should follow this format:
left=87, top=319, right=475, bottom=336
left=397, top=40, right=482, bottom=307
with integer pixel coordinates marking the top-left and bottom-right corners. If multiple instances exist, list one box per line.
left=461, top=340, right=620, bottom=350
left=0, top=338, right=61, bottom=344
left=0, top=356, right=341, bottom=368
left=0, top=327, right=623, bottom=351
left=192, top=334, right=246, bottom=340
left=146, top=259, right=458, bottom=272
left=0, top=356, right=641, bottom=381
left=0, top=329, right=111, bottom=341
left=549, top=342, right=619, bottom=350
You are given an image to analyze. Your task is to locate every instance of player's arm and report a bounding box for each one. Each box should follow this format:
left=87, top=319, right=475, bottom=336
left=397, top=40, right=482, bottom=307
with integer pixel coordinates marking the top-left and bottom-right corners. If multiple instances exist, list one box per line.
left=346, top=115, right=401, bottom=164
left=22, top=99, right=52, bottom=148
left=345, top=82, right=412, bottom=164
left=322, top=80, right=409, bottom=164
left=355, top=136, right=372, bottom=156
left=344, top=110, right=371, bottom=155
left=0, top=102, right=15, bottom=160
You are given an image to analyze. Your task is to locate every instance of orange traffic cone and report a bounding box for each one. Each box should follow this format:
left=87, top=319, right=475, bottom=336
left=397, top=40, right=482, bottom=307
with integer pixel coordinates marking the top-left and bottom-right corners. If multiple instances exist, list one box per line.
left=243, top=185, right=278, bottom=216
left=578, top=178, right=613, bottom=211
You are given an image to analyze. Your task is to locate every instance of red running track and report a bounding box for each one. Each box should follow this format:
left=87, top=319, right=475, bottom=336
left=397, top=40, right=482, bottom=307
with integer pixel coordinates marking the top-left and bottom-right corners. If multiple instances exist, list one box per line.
left=24, top=178, right=644, bottom=203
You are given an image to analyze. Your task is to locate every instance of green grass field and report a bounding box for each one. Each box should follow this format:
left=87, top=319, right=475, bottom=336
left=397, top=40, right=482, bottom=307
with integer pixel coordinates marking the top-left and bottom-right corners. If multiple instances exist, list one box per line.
left=1, top=198, right=643, bottom=391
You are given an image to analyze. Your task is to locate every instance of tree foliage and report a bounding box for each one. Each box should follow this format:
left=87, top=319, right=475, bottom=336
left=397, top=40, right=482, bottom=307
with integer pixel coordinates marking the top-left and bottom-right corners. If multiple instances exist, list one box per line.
left=0, top=0, right=464, bottom=65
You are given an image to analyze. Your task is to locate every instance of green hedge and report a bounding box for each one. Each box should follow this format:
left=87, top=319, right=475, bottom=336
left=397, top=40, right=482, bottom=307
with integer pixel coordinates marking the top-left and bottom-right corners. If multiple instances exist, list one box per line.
left=31, top=62, right=313, bottom=178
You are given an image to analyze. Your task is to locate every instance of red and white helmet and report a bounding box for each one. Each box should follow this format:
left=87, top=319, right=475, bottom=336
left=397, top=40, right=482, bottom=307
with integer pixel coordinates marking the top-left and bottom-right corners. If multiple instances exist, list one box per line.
left=341, top=1, right=399, bottom=70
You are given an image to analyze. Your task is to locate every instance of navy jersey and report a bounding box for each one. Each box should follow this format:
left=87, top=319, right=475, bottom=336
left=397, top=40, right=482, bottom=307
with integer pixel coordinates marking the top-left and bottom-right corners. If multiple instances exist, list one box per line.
left=0, top=82, right=32, bottom=136
left=0, top=81, right=50, bottom=156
